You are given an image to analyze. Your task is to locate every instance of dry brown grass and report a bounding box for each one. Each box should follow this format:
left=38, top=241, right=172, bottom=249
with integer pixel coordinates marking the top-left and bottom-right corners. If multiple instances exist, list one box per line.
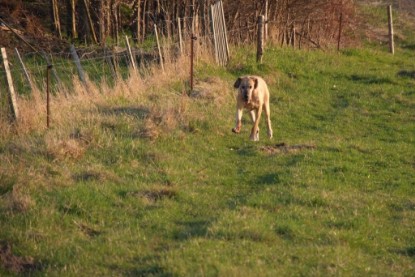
left=0, top=51, right=196, bottom=139
left=0, top=51, right=228, bottom=208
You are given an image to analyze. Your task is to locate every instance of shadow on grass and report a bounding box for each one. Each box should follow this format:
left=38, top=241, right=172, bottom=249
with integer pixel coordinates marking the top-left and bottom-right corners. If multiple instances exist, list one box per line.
left=392, top=247, right=415, bottom=258
left=109, top=255, right=173, bottom=277
left=397, top=70, right=415, bottom=79
left=98, top=105, right=150, bottom=119
left=173, top=220, right=210, bottom=241
left=401, top=44, right=415, bottom=51
left=348, top=74, right=395, bottom=85
left=256, top=173, right=280, bottom=185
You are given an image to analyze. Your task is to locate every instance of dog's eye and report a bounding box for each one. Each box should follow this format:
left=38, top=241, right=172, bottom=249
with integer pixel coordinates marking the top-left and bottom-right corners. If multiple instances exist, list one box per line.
left=249, top=86, right=252, bottom=89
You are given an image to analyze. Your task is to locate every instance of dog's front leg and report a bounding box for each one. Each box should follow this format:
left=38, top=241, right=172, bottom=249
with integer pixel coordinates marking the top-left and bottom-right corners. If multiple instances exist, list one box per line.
left=250, top=106, right=263, bottom=141
left=232, top=108, right=243, bottom=133
left=264, top=102, right=272, bottom=139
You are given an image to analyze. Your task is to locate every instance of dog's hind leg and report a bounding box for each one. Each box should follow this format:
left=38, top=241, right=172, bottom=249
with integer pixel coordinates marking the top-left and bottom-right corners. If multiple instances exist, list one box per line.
left=264, top=102, right=272, bottom=139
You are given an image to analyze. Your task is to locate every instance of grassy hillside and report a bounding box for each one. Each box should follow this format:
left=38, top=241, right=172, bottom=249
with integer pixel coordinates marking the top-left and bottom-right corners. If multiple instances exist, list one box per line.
left=1, top=9, right=415, bottom=277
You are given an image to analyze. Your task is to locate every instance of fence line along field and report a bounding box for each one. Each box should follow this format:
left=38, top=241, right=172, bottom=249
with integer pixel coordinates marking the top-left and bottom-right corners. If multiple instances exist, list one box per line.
left=0, top=1, right=414, bottom=276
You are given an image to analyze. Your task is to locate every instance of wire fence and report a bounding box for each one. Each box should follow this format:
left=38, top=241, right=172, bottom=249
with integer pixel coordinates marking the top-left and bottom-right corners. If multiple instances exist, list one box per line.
left=0, top=1, right=398, bottom=123
left=0, top=35, right=185, bottom=96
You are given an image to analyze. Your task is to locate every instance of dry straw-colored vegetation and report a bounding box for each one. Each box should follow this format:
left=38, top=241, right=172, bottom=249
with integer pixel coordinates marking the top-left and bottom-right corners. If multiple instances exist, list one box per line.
left=0, top=47, right=232, bottom=153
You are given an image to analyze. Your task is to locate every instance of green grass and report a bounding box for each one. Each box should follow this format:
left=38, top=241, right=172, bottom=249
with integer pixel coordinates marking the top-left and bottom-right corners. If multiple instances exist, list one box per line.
left=1, top=41, right=415, bottom=276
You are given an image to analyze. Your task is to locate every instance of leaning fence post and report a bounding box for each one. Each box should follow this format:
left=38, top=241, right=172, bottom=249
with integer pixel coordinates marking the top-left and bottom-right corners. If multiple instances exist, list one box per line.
left=154, top=24, right=165, bottom=72
left=70, top=44, right=86, bottom=83
left=387, top=5, right=395, bottom=54
left=257, top=15, right=264, bottom=63
left=125, top=36, right=137, bottom=70
left=178, top=17, right=184, bottom=55
left=15, top=48, right=34, bottom=91
left=1, top=48, right=19, bottom=121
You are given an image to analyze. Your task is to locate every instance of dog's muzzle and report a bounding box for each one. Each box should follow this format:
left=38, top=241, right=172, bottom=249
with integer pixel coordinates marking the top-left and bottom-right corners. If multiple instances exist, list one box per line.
left=243, top=92, right=248, bottom=102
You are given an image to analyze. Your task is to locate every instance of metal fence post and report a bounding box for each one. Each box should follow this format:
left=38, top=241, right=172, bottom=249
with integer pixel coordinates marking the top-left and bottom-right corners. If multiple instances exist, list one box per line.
left=190, top=34, right=197, bottom=93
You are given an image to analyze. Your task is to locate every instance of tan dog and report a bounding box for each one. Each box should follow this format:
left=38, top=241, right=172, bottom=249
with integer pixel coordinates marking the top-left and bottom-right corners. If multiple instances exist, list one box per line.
left=232, top=76, right=272, bottom=141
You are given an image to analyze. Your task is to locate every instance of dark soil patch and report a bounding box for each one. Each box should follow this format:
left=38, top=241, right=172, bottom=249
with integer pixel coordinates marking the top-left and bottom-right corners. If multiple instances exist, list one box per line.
left=0, top=241, right=42, bottom=274
left=260, top=142, right=316, bottom=155
left=74, top=221, right=102, bottom=238
left=128, top=189, right=177, bottom=202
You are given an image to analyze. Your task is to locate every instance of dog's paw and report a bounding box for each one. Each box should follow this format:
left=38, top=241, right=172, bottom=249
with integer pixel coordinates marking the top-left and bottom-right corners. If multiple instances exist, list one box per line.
left=232, top=127, right=241, bottom=134
left=268, top=131, right=273, bottom=139
left=250, top=134, right=259, bottom=142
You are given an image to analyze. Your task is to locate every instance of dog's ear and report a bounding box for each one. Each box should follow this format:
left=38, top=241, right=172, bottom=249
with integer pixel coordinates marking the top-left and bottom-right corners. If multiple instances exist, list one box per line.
left=251, top=77, right=259, bottom=89
left=233, top=77, right=242, bottom=89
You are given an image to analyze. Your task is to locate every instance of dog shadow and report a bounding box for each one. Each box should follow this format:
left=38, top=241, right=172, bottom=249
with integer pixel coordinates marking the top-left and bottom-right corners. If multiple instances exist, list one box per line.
left=256, top=173, right=280, bottom=185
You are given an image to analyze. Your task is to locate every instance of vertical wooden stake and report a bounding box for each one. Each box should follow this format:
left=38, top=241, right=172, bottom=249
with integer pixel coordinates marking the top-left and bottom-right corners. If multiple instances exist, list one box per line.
left=104, top=47, right=117, bottom=79
left=46, top=65, right=52, bottom=128
left=214, top=4, right=224, bottom=65
left=125, top=36, right=137, bottom=70
left=178, top=17, right=183, bottom=55
left=219, top=0, right=229, bottom=61
left=264, top=0, right=269, bottom=43
left=292, top=25, right=296, bottom=48
left=15, top=48, right=33, bottom=91
left=82, top=0, right=98, bottom=43
left=257, top=15, right=264, bottom=63
left=1, top=48, right=19, bottom=121
left=210, top=5, right=219, bottom=64
left=337, top=12, right=343, bottom=51
left=154, top=24, right=165, bottom=72
left=190, top=35, right=197, bottom=93
left=70, top=44, right=86, bottom=83
left=387, top=5, right=395, bottom=54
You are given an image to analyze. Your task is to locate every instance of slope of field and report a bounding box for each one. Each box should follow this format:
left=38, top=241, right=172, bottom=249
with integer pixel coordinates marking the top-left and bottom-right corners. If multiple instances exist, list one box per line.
left=1, top=8, right=415, bottom=276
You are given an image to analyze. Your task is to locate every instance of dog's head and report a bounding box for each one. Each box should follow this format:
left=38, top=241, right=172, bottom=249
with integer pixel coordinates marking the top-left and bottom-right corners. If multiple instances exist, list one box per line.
left=234, top=77, right=258, bottom=103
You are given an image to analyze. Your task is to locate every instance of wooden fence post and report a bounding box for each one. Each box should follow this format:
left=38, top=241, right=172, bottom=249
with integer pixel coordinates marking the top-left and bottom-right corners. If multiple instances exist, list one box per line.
left=14, top=48, right=34, bottom=91
left=190, top=35, right=197, bottom=93
left=264, top=0, right=269, bottom=43
left=210, top=0, right=229, bottom=66
left=178, top=17, right=184, bottom=55
left=219, top=0, right=229, bottom=60
left=154, top=24, right=165, bottom=72
left=387, top=5, right=395, bottom=54
left=125, top=36, right=137, bottom=70
left=70, top=44, right=86, bottom=83
left=104, top=47, right=117, bottom=79
left=82, top=0, right=98, bottom=44
left=257, top=15, right=264, bottom=63
left=210, top=5, right=219, bottom=64
left=291, top=25, right=296, bottom=48
left=1, top=48, right=19, bottom=121
left=337, top=12, right=343, bottom=51
left=46, top=65, right=52, bottom=128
